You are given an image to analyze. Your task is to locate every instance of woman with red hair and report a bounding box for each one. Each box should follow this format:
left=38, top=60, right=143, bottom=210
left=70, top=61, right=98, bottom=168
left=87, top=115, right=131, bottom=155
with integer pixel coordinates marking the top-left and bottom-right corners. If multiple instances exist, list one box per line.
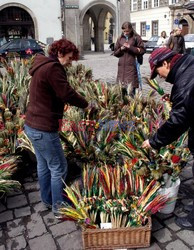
left=24, top=39, right=88, bottom=217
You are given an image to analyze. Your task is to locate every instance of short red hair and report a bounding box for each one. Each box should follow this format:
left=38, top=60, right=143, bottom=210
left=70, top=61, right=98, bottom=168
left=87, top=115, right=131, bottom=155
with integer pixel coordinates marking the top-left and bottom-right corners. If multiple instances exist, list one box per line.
left=48, top=38, right=79, bottom=60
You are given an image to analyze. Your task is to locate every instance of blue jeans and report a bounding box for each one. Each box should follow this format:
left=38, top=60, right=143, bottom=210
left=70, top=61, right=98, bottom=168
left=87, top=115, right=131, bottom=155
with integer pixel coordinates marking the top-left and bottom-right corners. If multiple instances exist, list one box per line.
left=136, top=60, right=143, bottom=90
left=24, top=124, right=68, bottom=213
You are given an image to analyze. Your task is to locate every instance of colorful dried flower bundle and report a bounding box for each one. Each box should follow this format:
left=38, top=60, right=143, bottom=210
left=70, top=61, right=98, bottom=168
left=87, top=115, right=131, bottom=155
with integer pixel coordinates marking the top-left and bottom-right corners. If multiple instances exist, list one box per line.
left=0, top=155, right=21, bottom=197
left=59, top=163, right=168, bottom=229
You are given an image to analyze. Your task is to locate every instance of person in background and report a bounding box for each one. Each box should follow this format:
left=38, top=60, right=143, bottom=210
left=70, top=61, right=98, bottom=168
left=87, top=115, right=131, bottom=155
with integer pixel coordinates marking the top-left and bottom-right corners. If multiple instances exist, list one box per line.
left=142, top=47, right=194, bottom=231
left=24, top=38, right=88, bottom=217
left=114, top=21, right=145, bottom=97
left=157, top=31, right=168, bottom=48
left=167, top=27, right=185, bottom=54
left=170, top=30, right=174, bottom=36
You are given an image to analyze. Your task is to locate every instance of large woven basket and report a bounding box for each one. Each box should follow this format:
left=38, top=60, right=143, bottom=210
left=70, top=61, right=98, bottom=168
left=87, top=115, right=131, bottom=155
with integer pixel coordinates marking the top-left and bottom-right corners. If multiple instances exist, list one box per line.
left=82, top=217, right=151, bottom=249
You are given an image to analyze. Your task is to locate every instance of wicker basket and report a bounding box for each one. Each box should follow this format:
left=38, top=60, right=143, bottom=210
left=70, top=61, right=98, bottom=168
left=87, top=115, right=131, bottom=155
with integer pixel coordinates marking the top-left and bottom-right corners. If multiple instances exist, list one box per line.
left=82, top=217, right=151, bottom=249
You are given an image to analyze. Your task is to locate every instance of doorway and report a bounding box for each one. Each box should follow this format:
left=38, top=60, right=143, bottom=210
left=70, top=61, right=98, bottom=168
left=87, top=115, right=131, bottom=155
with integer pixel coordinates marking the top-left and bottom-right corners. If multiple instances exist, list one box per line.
left=0, top=6, right=35, bottom=44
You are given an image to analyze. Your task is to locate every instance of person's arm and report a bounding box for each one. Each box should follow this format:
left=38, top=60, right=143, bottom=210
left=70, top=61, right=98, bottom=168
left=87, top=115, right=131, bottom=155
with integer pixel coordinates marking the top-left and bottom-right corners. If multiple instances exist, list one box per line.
left=157, top=37, right=162, bottom=46
left=166, top=36, right=172, bottom=49
left=114, top=38, right=125, bottom=58
left=48, top=64, right=88, bottom=108
left=149, top=101, right=189, bottom=149
left=125, top=35, right=146, bottom=55
left=182, top=36, right=186, bottom=54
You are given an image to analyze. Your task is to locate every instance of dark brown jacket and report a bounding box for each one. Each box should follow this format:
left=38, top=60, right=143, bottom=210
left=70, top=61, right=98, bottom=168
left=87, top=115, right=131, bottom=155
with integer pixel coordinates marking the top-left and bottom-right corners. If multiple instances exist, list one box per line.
left=114, top=33, right=145, bottom=88
left=167, top=35, right=186, bottom=54
left=25, top=54, right=88, bottom=132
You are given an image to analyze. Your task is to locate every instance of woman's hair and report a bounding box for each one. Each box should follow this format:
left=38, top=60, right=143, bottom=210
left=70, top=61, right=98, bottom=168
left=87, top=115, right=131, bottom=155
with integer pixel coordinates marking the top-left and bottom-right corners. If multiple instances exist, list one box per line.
left=161, top=31, right=167, bottom=37
left=48, top=38, right=79, bottom=60
left=121, top=22, right=132, bottom=30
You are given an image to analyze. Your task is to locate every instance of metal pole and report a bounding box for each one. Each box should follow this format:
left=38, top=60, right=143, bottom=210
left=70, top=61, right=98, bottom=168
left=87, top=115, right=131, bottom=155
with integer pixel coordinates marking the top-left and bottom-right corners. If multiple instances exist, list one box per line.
left=116, top=0, right=120, bottom=38
left=118, top=0, right=120, bottom=34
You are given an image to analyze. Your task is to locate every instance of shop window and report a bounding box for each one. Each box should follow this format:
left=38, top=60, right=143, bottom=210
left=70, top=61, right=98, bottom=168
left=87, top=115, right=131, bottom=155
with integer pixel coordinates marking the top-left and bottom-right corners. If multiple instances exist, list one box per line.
left=132, top=23, right=136, bottom=31
left=152, top=21, right=158, bottom=36
left=141, top=22, right=146, bottom=36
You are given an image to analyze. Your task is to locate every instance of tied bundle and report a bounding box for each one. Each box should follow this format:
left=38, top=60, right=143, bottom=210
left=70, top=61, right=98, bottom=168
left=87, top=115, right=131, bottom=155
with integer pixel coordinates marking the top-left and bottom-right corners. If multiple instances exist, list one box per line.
left=58, top=163, right=168, bottom=228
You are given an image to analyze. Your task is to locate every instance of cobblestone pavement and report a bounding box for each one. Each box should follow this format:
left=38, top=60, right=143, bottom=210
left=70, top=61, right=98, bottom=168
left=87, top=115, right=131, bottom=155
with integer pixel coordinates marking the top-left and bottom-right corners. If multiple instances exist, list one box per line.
left=1, top=51, right=194, bottom=250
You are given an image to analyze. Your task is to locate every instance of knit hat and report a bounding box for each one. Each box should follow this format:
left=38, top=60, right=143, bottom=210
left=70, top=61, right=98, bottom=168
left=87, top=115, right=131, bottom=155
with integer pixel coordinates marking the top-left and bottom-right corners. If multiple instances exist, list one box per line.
left=149, top=48, right=177, bottom=79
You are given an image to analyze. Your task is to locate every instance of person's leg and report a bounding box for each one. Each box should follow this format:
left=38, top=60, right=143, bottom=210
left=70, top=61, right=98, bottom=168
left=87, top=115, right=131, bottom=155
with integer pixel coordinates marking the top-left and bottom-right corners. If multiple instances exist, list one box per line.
left=136, top=60, right=143, bottom=90
left=34, top=148, right=52, bottom=206
left=24, top=125, right=52, bottom=206
left=127, top=85, right=136, bottom=98
left=175, top=160, right=194, bottom=230
left=187, top=159, right=194, bottom=224
left=42, top=132, right=68, bottom=213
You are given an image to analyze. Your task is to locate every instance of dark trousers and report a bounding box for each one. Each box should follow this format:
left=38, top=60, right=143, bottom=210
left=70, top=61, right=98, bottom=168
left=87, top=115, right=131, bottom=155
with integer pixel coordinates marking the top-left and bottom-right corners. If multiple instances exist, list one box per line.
left=187, top=161, right=194, bottom=225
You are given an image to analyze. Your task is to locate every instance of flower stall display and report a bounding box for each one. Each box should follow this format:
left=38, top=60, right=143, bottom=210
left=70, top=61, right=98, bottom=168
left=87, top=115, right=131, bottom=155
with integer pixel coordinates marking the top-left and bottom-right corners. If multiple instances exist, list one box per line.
left=59, top=163, right=168, bottom=229
left=0, top=155, right=21, bottom=197
left=0, top=58, right=32, bottom=195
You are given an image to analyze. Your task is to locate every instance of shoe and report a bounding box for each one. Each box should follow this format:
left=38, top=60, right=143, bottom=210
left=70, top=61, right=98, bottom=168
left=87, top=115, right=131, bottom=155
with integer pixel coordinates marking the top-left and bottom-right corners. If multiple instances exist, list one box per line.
left=43, top=203, right=52, bottom=210
left=175, top=217, right=194, bottom=231
left=184, top=204, right=193, bottom=213
left=53, top=212, right=63, bottom=219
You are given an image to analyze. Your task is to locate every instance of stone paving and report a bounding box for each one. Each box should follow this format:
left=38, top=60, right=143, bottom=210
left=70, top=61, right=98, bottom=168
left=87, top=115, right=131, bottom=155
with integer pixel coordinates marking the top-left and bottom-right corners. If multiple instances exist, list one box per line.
left=1, top=50, right=194, bottom=250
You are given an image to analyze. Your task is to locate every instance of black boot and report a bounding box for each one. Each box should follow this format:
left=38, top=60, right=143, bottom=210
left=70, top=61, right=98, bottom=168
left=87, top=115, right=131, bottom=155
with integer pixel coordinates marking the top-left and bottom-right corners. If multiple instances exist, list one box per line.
left=129, top=87, right=136, bottom=98
left=175, top=216, right=194, bottom=230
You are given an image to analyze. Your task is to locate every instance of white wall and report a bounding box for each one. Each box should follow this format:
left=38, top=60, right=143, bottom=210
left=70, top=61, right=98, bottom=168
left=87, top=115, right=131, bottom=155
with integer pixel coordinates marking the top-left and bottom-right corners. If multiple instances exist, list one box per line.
left=79, top=0, right=117, bottom=10
left=1, top=0, right=62, bottom=43
left=131, top=7, right=171, bottom=40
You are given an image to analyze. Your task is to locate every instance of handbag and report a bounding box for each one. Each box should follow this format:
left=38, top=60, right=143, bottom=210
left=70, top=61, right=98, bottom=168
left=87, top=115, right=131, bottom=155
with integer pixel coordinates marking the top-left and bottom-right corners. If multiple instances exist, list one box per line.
left=135, top=36, right=144, bottom=65
left=137, top=54, right=143, bottom=65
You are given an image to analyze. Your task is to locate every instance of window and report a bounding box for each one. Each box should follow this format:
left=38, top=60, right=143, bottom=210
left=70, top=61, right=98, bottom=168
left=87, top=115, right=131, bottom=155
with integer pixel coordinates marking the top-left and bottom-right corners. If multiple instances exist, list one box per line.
left=142, top=0, right=148, bottom=9
left=132, top=23, right=136, bottom=31
left=140, top=22, right=146, bottom=36
left=152, top=21, right=158, bottom=36
left=131, top=0, right=137, bottom=11
left=169, top=0, right=178, bottom=4
left=152, top=0, right=159, bottom=7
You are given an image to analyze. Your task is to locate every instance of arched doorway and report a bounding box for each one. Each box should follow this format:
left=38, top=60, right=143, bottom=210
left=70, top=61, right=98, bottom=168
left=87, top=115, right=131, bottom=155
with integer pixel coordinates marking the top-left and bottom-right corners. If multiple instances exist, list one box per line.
left=80, top=1, right=116, bottom=52
left=179, top=19, right=189, bottom=35
left=0, top=6, right=35, bottom=44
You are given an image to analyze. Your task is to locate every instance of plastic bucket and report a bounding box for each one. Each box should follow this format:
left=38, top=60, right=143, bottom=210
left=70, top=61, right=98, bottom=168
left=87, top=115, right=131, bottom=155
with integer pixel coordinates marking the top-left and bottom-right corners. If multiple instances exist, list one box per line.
left=158, top=178, right=180, bottom=214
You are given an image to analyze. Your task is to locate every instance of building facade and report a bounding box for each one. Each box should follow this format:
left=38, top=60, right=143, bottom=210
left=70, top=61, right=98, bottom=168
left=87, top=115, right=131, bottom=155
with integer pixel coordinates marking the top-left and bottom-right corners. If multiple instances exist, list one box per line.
left=130, top=0, right=194, bottom=40
left=0, top=0, right=62, bottom=44
left=0, top=0, right=193, bottom=52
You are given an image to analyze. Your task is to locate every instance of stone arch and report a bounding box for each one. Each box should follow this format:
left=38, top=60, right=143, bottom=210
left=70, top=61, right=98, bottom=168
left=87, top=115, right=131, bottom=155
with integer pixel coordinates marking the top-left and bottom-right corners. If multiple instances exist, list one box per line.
left=80, top=0, right=116, bottom=52
left=0, top=3, right=39, bottom=40
left=82, top=9, right=97, bottom=51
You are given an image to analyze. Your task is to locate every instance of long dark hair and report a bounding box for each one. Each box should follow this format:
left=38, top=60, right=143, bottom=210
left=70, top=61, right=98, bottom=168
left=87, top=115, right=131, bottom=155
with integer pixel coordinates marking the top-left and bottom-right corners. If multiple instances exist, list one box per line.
left=121, top=21, right=138, bottom=37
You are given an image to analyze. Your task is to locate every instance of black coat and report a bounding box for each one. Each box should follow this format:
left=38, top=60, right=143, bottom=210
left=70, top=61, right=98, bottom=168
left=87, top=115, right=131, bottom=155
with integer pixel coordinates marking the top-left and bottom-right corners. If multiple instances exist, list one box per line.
left=167, top=35, right=186, bottom=54
left=149, top=54, right=194, bottom=153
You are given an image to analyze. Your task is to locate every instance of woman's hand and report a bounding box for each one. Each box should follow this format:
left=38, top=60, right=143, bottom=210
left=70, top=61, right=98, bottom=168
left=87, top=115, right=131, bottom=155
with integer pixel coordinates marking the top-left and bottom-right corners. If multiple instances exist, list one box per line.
left=123, top=42, right=130, bottom=48
left=142, top=139, right=151, bottom=149
left=121, top=46, right=126, bottom=50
